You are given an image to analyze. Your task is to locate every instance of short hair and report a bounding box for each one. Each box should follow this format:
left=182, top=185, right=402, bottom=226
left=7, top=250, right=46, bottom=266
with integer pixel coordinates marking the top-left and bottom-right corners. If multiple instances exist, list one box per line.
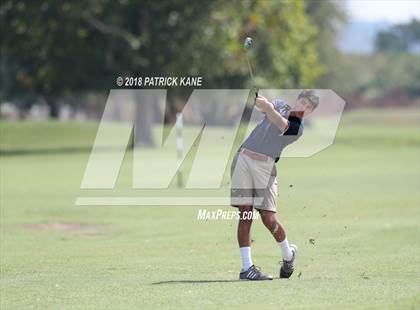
left=298, top=90, right=319, bottom=111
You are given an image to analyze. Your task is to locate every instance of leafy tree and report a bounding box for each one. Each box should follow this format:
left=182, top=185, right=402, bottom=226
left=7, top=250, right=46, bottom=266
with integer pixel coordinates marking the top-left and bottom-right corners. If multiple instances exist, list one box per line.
left=0, top=0, right=326, bottom=143
left=304, top=0, right=347, bottom=88
left=201, top=0, right=324, bottom=88
left=0, top=0, right=215, bottom=118
left=1, top=0, right=325, bottom=96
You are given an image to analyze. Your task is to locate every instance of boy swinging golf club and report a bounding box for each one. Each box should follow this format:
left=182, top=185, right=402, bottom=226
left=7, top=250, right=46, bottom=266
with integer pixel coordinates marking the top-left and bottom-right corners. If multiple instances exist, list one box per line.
left=231, top=37, right=320, bottom=280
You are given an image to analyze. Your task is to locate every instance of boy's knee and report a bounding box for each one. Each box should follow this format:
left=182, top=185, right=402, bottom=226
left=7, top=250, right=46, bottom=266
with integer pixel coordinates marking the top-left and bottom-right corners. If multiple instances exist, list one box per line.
left=260, top=210, right=276, bottom=226
left=238, top=205, right=252, bottom=213
left=238, top=206, right=253, bottom=225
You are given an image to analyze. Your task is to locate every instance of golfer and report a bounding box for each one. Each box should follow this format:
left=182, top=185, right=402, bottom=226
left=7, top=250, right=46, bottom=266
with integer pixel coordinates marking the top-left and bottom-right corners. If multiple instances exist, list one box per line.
left=231, top=90, right=319, bottom=280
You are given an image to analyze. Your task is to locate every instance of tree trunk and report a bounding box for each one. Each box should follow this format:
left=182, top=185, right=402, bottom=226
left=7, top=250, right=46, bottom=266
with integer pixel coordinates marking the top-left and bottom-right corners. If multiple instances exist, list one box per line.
left=134, top=92, right=155, bottom=147
left=45, top=96, right=59, bottom=118
left=133, top=6, right=154, bottom=147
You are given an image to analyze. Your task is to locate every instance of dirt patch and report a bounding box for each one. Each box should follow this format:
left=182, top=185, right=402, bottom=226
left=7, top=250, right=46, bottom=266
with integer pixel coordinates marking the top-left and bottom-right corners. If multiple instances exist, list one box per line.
left=23, top=223, right=106, bottom=235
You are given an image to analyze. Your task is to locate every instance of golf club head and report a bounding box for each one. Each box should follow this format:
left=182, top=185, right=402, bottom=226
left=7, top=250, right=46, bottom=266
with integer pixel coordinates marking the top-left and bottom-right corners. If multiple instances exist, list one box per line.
left=244, top=37, right=253, bottom=49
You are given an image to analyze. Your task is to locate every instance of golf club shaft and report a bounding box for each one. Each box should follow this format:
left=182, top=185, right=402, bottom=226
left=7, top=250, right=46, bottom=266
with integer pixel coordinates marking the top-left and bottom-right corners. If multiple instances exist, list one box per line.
left=245, top=52, right=258, bottom=98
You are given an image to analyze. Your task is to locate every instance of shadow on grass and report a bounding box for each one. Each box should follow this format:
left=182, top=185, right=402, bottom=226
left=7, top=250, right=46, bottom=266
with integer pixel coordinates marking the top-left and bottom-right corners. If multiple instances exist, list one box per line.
left=151, top=279, right=243, bottom=285
left=0, top=146, right=93, bottom=156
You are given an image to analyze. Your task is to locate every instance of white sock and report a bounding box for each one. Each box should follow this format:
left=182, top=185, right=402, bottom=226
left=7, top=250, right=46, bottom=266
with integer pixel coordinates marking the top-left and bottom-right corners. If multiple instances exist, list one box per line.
left=278, top=237, right=293, bottom=261
left=239, top=247, right=253, bottom=271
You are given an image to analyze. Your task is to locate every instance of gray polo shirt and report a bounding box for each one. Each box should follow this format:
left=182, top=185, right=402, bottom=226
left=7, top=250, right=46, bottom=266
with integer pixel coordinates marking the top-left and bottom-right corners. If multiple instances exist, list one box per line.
left=241, top=99, right=303, bottom=161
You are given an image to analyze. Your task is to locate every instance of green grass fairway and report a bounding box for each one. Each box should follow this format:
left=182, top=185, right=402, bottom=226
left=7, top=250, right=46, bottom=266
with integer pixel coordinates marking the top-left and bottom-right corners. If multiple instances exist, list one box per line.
left=1, top=108, right=419, bottom=309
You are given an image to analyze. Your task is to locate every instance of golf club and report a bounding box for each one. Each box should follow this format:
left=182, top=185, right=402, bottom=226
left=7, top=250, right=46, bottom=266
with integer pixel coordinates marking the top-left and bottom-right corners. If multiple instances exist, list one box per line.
left=243, top=36, right=259, bottom=98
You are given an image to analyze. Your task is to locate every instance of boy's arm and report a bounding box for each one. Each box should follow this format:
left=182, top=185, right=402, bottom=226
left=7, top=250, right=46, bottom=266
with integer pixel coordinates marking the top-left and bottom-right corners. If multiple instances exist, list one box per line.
left=255, top=95, right=289, bottom=132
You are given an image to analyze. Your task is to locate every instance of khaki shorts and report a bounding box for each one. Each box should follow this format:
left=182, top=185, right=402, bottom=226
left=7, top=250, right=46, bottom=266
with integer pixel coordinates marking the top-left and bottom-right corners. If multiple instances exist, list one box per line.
left=230, top=152, right=278, bottom=212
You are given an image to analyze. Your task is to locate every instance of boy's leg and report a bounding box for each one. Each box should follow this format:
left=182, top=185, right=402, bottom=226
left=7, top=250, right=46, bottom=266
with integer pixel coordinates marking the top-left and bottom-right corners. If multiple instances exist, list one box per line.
left=237, top=205, right=253, bottom=270
left=236, top=205, right=273, bottom=280
left=259, top=209, right=297, bottom=278
left=237, top=205, right=253, bottom=247
left=259, top=210, right=293, bottom=261
left=231, top=153, right=255, bottom=271
left=255, top=172, right=296, bottom=264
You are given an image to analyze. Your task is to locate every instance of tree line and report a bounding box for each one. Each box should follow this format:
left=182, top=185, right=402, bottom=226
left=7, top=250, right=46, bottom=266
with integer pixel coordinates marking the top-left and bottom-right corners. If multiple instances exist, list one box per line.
left=0, top=0, right=345, bottom=117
